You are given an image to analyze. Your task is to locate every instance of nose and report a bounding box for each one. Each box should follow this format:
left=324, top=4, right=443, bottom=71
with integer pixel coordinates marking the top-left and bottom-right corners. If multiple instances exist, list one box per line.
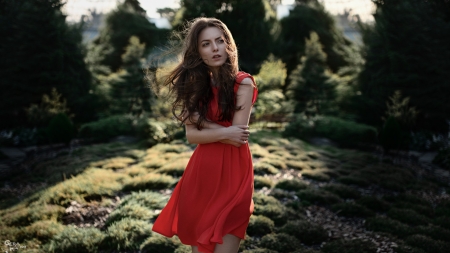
left=212, top=42, right=218, bottom=52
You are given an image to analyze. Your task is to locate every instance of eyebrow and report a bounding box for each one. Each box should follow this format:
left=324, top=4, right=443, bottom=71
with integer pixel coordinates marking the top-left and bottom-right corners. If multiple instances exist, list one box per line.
left=200, top=36, right=223, bottom=43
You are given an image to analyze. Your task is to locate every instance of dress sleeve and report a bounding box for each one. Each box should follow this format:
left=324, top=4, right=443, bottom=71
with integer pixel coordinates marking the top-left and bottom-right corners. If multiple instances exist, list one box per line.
left=235, top=71, right=258, bottom=105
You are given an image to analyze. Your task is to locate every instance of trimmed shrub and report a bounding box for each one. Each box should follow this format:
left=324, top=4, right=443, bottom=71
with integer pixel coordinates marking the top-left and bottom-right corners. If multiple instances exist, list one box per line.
left=259, top=233, right=301, bottom=252
left=296, top=189, right=342, bottom=206
left=323, top=184, right=361, bottom=199
left=356, top=196, right=390, bottom=212
left=387, top=208, right=431, bottom=226
left=302, top=170, right=331, bottom=182
left=285, top=160, right=309, bottom=170
left=254, top=176, right=274, bottom=189
left=17, top=220, right=64, bottom=242
left=365, top=216, right=414, bottom=238
left=123, top=173, right=175, bottom=191
left=283, top=115, right=377, bottom=147
left=254, top=162, right=279, bottom=175
left=79, top=114, right=134, bottom=141
left=247, top=215, right=275, bottom=236
left=253, top=193, right=287, bottom=226
left=279, top=220, right=328, bottom=245
left=405, top=234, right=449, bottom=253
left=103, top=218, right=153, bottom=251
left=275, top=178, right=308, bottom=191
left=46, top=113, right=74, bottom=144
left=154, top=159, right=188, bottom=177
left=322, top=239, right=377, bottom=253
left=106, top=203, right=155, bottom=226
left=119, top=190, right=168, bottom=210
left=140, top=234, right=181, bottom=252
left=331, top=203, right=375, bottom=218
left=47, top=225, right=105, bottom=253
left=137, top=118, right=183, bottom=146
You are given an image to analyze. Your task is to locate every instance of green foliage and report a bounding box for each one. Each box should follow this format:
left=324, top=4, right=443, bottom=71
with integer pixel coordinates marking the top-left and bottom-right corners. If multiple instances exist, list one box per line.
left=259, top=233, right=301, bottom=252
left=17, top=220, right=64, bottom=242
left=287, top=32, right=338, bottom=116
left=106, top=203, right=155, bottom=226
left=254, top=176, right=274, bottom=189
left=404, top=234, right=450, bottom=253
left=137, top=118, right=183, bottom=146
left=366, top=216, right=414, bottom=238
left=123, top=173, right=175, bottom=191
left=433, top=146, right=450, bottom=170
left=283, top=114, right=377, bottom=147
left=0, top=0, right=94, bottom=128
left=331, top=202, right=374, bottom=218
left=357, top=0, right=450, bottom=132
left=322, top=184, right=361, bottom=199
left=275, top=179, right=308, bottom=191
left=387, top=208, right=431, bottom=226
left=103, top=218, right=153, bottom=251
left=415, top=225, right=450, bottom=242
left=25, top=88, right=71, bottom=127
left=47, top=225, right=105, bottom=253
left=322, top=239, right=377, bottom=253
left=356, top=196, right=390, bottom=212
left=280, top=219, right=328, bottom=245
left=253, top=193, right=288, bottom=226
left=140, top=234, right=181, bottom=252
left=275, top=1, right=357, bottom=91
left=119, top=190, right=168, bottom=210
left=79, top=115, right=135, bottom=141
left=46, top=113, right=74, bottom=145
left=254, top=162, right=279, bottom=175
left=247, top=215, right=275, bottom=237
left=296, top=189, right=342, bottom=206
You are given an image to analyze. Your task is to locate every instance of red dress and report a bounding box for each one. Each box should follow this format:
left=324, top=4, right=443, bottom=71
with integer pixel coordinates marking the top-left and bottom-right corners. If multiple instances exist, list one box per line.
left=152, top=72, right=258, bottom=253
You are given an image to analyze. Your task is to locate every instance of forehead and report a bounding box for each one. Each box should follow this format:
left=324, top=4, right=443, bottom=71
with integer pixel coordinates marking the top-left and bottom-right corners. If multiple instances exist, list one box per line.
left=198, top=26, right=224, bottom=42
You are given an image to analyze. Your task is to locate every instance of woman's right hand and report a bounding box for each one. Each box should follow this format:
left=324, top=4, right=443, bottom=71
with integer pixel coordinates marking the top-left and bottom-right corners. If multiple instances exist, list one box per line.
left=222, top=125, right=249, bottom=145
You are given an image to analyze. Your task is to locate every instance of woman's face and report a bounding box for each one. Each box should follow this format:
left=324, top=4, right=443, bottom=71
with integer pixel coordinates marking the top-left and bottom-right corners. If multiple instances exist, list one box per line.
left=198, top=26, right=228, bottom=70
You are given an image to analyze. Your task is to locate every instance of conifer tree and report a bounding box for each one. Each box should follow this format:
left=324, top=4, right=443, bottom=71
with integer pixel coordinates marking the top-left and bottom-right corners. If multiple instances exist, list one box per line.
left=358, top=0, right=450, bottom=132
left=288, top=32, right=337, bottom=116
left=0, top=0, right=93, bottom=129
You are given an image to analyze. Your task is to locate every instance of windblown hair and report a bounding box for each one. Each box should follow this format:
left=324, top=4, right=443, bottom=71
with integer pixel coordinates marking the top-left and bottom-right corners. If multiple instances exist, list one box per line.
left=164, top=17, right=239, bottom=129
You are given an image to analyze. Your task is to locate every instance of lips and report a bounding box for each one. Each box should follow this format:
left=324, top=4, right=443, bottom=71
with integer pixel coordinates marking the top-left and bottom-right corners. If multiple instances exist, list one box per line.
left=212, top=54, right=221, bottom=59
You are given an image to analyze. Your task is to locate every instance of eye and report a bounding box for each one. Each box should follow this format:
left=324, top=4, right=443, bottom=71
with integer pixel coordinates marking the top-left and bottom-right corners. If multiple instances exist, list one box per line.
left=218, top=39, right=225, bottom=43
left=202, top=42, right=209, bottom=47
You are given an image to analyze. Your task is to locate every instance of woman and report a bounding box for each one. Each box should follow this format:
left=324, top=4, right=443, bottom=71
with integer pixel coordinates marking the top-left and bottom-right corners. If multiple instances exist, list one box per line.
left=152, top=17, right=258, bottom=253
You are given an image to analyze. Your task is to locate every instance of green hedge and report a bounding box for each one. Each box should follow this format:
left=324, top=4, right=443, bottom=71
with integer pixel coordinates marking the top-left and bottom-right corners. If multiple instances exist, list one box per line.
left=79, top=115, right=135, bottom=141
left=283, top=115, right=377, bottom=147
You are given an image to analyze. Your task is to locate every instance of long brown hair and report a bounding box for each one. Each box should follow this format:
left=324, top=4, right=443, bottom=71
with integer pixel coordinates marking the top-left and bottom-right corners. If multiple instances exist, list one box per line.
left=164, top=17, right=239, bottom=129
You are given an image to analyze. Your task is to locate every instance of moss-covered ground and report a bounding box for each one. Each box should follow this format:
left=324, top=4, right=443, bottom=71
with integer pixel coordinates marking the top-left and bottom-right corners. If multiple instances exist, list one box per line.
left=1, top=130, right=449, bottom=253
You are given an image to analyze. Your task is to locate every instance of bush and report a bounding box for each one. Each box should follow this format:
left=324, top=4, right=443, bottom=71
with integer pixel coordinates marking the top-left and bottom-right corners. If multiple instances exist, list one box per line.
left=119, top=190, right=168, bottom=210
left=140, top=234, right=181, bottom=252
left=323, top=184, right=361, bottom=199
left=405, top=234, right=449, bottom=253
left=254, top=176, right=274, bottom=189
left=275, top=179, right=308, bottom=191
left=356, top=196, right=390, bottom=212
left=433, top=146, right=450, bottom=170
left=302, top=170, right=331, bottom=182
left=79, top=114, right=134, bottom=141
left=387, top=208, right=431, bottom=226
left=283, top=115, right=377, bottom=147
left=254, top=162, right=279, bottom=175
left=47, top=225, right=105, bottom=253
left=279, top=220, right=328, bottom=245
left=247, top=215, right=275, bottom=236
left=331, top=203, right=375, bottom=218
left=17, top=220, right=64, bottom=242
left=46, top=113, right=74, bottom=144
left=259, top=233, right=301, bottom=252
left=365, top=216, right=413, bottom=238
left=137, top=118, right=183, bottom=146
left=253, top=193, right=288, bottom=226
left=322, top=239, right=377, bottom=253
left=296, top=189, right=342, bottom=206
left=105, top=203, right=155, bottom=226
left=103, top=218, right=152, bottom=251
left=123, top=173, right=175, bottom=191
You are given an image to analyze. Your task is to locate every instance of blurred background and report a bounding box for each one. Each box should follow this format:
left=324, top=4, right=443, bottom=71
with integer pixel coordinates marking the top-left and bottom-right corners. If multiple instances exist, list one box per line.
left=0, top=0, right=449, bottom=167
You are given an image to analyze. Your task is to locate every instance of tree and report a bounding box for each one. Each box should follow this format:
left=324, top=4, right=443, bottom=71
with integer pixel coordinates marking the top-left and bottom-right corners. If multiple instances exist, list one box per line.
left=87, top=0, right=164, bottom=73
left=0, top=0, right=93, bottom=129
left=287, top=32, right=337, bottom=116
left=275, top=0, right=357, bottom=93
left=174, top=0, right=277, bottom=74
left=109, top=36, right=153, bottom=116
left=358, top=0, right=450, bottom=132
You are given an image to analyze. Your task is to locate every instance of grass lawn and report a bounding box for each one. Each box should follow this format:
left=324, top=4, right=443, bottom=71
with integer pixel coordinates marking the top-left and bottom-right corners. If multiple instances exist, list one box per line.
left=1, top=129, right=449, bottom=253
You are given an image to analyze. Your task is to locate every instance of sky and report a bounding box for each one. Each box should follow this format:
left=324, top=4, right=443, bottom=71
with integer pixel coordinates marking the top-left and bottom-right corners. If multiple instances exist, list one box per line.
left=63, top=0, right=375, bottom=23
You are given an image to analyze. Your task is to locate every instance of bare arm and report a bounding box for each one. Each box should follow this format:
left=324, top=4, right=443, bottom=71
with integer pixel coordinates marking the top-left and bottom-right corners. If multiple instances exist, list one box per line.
left=232, top=77, right=255, bottom=127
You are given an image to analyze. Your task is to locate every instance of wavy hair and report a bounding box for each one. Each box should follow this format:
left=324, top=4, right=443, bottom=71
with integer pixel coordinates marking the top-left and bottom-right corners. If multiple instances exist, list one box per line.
left=164, top=17, right=239, bottom=130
